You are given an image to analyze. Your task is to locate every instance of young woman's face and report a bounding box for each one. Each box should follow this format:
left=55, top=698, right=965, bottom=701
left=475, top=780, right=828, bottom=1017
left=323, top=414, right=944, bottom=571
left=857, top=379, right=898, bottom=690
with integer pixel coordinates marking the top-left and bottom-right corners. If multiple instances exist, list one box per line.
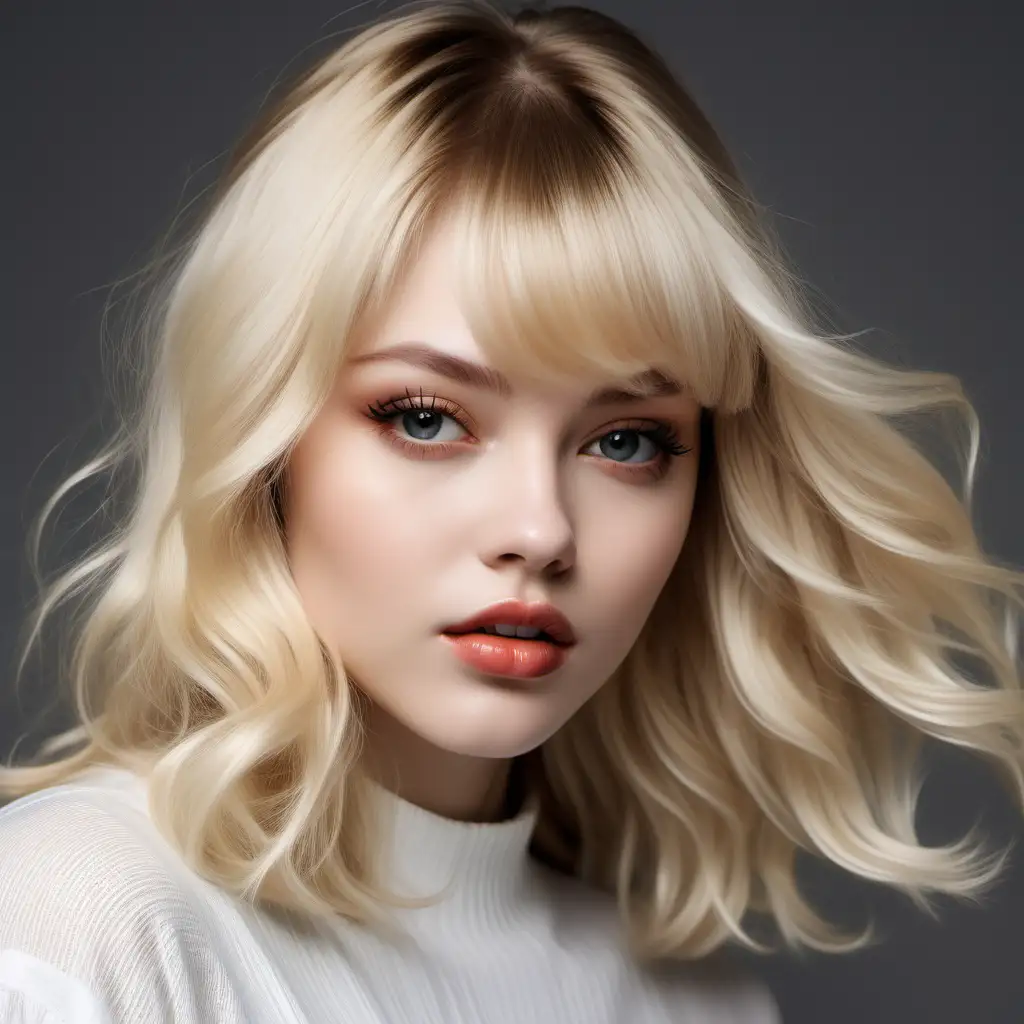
left=284, top=218, right=703, bottom=771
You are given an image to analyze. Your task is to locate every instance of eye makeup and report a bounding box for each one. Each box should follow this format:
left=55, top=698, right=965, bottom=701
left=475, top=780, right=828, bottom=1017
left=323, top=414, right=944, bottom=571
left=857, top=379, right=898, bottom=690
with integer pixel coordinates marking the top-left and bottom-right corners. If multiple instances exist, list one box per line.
left=363, top=387, right=693, bottom=482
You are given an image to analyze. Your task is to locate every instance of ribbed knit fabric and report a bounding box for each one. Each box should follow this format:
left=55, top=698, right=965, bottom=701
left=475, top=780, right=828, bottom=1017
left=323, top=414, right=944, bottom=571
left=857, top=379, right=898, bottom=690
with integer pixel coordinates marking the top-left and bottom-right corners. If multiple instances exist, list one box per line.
left=0, top=765, right=781, bottom=1023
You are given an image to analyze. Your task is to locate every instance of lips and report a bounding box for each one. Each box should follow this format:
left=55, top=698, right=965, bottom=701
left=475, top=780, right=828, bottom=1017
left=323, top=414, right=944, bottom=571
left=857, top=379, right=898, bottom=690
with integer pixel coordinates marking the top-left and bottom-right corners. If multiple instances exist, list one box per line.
left=442, top=599, right=577, bottom=647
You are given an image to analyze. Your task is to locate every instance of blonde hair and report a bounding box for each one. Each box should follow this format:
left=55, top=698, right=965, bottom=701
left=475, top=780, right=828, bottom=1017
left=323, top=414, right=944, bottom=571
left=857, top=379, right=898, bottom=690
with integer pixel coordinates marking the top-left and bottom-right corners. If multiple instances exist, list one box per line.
left=3, top=0, right=1022, bottom=964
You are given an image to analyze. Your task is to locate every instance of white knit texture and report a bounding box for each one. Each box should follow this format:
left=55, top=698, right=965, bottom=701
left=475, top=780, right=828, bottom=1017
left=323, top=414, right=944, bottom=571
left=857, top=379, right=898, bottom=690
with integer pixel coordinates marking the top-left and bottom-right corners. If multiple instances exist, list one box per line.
left=0, top=768, right=780, bottom=1023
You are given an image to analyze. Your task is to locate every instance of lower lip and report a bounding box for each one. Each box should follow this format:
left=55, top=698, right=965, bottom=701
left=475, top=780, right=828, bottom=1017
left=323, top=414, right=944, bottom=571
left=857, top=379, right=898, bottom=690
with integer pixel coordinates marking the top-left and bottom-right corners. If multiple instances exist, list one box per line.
left=441, top=633, right=570, bottom=679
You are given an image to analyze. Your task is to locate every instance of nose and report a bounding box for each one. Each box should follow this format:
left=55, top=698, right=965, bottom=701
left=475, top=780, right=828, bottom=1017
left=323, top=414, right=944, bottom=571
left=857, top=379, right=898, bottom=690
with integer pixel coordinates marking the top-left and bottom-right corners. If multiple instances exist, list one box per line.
left=478, top=441, right=576, bottom=579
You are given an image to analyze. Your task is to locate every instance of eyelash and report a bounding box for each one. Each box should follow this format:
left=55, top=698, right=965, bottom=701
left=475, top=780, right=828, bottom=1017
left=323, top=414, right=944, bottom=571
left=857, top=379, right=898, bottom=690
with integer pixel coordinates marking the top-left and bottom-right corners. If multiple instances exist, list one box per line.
left=364, top=387, right=692, bottom=482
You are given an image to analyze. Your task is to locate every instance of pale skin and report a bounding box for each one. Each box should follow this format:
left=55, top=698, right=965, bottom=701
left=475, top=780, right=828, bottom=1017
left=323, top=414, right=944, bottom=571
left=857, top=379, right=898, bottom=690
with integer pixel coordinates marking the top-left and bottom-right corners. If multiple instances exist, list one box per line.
left=283, top=217, right=704, bottom=824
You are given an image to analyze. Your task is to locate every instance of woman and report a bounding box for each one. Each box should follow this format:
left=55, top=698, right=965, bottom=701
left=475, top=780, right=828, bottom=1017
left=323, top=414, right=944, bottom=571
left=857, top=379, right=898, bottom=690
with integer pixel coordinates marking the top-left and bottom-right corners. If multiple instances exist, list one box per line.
left=0, top=2, right=1020, bottom=1021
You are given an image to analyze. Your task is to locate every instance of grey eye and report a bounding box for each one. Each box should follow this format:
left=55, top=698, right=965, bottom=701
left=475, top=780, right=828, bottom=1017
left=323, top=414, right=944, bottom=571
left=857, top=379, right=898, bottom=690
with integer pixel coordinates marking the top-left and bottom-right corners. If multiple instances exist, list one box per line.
left=399, top=410, right=466, bottom=443
left=588, top=429, right=658, bottom=463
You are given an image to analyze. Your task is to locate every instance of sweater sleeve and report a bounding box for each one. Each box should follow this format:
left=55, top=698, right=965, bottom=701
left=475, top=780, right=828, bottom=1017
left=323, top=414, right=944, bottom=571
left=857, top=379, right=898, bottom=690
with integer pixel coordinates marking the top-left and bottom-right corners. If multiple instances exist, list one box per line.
left=0, top=950, right=111, bottom=1024
left=0, top=789, right=233, bottom=1023
left=0, top=990, right=69, bottom=1024
left=0, top=993, right=61, bottom=1024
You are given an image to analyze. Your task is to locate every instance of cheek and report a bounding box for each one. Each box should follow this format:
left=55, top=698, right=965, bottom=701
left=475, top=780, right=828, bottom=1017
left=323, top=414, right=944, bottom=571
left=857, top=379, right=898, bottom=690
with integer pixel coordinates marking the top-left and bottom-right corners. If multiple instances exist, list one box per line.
left=283, top=432, right=399, bottom=629
left=283, top=423, right=454, bottom=647
left=584, top=477, right=697, bottom=630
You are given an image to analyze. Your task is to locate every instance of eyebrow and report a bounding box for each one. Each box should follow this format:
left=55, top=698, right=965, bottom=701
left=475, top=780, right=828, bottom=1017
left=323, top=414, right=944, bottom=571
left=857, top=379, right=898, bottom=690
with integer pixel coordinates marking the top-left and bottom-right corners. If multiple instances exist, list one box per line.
left=349, top=342, right=683, bottom=406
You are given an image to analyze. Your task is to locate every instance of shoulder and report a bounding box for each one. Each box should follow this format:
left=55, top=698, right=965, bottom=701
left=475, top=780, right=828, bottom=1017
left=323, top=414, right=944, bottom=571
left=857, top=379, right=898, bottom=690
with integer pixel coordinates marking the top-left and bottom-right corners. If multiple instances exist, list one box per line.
left=0, top=767, right=199, bottom=939
left=0, top=768, right=219, bottom=1020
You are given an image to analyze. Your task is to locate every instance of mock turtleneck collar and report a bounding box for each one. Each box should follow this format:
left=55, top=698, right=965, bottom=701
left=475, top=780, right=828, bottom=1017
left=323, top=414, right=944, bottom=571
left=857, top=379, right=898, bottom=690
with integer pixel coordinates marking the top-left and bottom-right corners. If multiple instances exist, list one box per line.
left=367, top=777, right=542, bottom=933
left=67, top=764, right=548, bottom=936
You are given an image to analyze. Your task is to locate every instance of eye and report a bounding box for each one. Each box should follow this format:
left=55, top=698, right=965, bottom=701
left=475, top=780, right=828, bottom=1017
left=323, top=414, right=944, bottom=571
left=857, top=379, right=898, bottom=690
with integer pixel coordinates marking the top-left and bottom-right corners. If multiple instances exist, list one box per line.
left=393, top=407, right=467, bottom=444
left=365, top=391, right=474, bottom=451
left=583, top=428, right=662, bottom=464
left=582, top=421, right=691, bottom=466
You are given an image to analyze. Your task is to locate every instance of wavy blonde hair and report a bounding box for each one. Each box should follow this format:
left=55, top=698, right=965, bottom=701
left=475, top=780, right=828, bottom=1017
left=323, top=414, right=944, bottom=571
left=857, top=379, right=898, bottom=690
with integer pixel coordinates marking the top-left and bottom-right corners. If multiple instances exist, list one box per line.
left=3, top=0, right=1022, bottom=964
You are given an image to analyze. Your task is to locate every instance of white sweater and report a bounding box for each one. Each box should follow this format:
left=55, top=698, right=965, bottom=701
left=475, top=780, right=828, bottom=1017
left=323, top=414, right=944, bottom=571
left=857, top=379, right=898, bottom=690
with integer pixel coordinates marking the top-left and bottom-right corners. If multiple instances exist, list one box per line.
left=0, top=765, right=780, bottom=1023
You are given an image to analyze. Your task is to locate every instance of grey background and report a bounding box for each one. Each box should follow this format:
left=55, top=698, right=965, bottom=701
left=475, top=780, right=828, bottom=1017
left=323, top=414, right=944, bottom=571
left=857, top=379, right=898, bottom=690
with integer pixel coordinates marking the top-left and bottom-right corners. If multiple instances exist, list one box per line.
left=2, top=2, right=1021, bottom=1021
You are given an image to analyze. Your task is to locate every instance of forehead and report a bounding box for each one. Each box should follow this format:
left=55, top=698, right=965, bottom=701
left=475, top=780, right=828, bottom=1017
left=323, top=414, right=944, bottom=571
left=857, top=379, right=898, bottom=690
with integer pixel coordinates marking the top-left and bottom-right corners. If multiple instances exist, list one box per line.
left=352, top=217, right=479, bottom=361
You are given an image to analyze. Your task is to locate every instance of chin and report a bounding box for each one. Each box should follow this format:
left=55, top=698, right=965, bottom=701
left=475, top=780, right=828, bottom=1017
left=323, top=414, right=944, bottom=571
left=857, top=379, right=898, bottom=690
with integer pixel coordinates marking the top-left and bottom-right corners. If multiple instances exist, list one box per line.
left=402, top=692, right=566, bottom=760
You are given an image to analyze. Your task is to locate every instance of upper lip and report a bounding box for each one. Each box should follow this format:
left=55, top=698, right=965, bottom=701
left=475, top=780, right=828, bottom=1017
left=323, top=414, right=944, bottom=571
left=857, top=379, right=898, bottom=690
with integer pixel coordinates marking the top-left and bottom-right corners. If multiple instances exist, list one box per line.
left=443, top=599, right=577, bottom=646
